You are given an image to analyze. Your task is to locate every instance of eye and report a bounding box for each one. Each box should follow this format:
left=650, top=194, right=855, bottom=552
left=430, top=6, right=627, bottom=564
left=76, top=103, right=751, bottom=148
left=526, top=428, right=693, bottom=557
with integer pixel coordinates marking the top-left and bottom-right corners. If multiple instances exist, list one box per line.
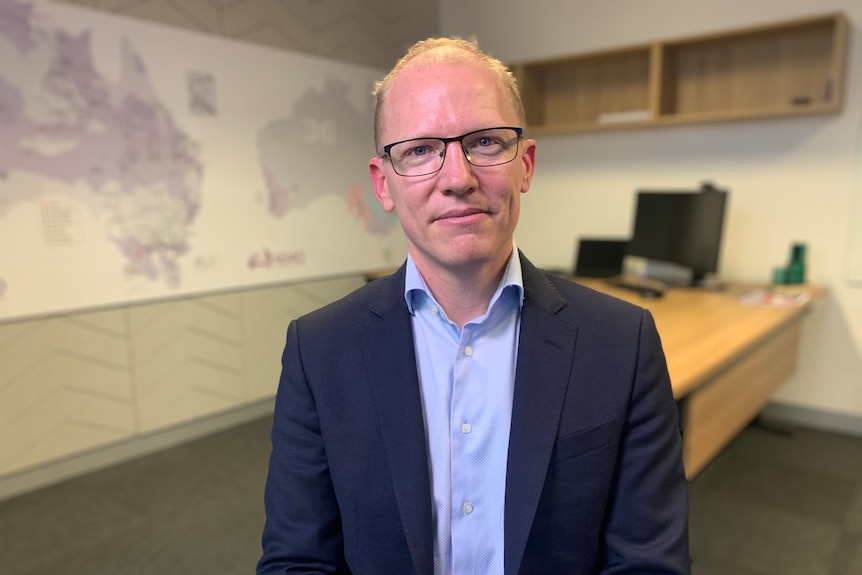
left=393, top=139, right=440, bottom=161
left=467, top=132, right=505, bottom=154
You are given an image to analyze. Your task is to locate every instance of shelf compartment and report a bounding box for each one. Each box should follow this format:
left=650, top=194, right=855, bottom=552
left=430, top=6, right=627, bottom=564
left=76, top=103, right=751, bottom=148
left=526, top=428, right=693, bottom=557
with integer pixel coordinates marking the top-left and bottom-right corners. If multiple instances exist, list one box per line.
left=659, top=14, right=847, bottom=120
left=514, top=47, right=652, bottom=133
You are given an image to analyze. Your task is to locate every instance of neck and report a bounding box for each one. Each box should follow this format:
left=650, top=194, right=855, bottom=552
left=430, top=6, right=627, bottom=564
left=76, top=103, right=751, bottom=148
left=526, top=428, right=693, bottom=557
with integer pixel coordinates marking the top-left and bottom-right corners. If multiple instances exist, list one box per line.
left=411, top=247, right=513, bottom=329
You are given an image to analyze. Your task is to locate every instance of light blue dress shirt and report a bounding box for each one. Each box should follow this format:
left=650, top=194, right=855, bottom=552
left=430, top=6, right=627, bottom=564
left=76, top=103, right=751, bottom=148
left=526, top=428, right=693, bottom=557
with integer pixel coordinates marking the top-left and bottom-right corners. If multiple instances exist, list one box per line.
left=405, top=250, right=524, bottom=575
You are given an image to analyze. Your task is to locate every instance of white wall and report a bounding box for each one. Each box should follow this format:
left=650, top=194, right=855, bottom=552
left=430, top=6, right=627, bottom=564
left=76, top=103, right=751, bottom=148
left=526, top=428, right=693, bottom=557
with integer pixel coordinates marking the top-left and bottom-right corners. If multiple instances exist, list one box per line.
left=441, top=0, right=862, bottom=422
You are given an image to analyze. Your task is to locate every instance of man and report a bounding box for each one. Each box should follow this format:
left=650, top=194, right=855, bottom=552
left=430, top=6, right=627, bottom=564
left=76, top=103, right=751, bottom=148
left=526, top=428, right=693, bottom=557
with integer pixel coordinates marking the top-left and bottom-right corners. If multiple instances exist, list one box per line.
left=258, top=37, right=690, bottom=575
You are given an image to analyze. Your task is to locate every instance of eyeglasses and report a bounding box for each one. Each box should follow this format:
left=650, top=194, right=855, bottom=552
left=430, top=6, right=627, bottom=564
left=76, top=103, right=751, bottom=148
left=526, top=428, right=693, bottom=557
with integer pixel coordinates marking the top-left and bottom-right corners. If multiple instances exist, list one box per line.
left=381, top=127, right=523, bottom=177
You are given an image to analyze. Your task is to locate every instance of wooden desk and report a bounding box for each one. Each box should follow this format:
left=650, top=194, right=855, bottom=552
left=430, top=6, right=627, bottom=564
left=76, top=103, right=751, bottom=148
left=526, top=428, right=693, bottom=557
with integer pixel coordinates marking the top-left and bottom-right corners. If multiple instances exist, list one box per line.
left=578, top=278, right=823, bottom=478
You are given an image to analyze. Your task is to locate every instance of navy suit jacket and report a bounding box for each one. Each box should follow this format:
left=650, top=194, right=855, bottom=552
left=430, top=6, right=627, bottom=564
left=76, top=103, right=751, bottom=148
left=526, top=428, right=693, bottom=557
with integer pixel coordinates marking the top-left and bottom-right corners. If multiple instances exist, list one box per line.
left=259, top=254, right=690, bottom=574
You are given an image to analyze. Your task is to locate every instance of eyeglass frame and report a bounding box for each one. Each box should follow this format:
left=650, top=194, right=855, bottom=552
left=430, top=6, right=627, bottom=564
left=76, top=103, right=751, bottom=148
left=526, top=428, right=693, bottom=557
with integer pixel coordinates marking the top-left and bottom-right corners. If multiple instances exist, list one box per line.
left=380, top=126, right=524, bottom=177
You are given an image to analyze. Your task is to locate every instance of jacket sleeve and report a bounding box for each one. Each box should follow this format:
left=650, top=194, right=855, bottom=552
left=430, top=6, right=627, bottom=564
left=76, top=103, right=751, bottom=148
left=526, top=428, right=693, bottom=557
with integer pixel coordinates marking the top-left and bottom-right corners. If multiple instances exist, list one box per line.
left=257, top=319, right=348, bottom=574
left=600, top=309, right=692, bottom=574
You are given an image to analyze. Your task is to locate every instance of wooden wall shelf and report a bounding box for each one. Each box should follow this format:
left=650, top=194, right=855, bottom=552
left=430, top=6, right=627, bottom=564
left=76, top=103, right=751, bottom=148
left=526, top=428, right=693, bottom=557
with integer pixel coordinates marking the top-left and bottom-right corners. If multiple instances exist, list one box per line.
left=511, top=13, right=848, bottom=135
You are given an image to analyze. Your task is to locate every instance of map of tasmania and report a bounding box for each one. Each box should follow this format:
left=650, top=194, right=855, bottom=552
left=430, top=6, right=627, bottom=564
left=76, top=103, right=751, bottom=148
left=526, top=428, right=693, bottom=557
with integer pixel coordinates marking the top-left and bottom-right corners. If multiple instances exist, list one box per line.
left=258, top=78, right=396, bottom=235
left=0, top=0, right=202, bottom=285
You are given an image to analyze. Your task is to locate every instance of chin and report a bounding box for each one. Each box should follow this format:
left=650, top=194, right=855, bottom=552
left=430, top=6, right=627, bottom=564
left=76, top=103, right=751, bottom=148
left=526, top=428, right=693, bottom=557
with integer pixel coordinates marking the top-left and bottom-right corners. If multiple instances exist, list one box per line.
left=437, top=244, right=505, bottom=270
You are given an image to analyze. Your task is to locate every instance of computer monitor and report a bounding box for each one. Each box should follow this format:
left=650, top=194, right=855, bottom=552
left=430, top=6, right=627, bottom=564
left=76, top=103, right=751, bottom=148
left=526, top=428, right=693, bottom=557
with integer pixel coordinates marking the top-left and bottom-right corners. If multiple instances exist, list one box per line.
left=574, top=238, right=628, bottom=277
left=626, top=185, right=728, bottom=285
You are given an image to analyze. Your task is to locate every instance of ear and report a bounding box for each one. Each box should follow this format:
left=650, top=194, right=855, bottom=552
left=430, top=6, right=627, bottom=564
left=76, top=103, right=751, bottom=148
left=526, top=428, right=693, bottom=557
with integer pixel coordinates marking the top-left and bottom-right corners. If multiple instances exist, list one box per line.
left=519, top=138, right=537, bottom=194
left=369, top=157, right=396, bottom=212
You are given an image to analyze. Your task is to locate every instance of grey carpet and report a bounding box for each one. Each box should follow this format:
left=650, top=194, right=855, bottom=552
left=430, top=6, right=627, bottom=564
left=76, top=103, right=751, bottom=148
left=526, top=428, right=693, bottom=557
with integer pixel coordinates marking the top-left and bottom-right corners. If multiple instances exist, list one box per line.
left=1, top=417, right=861, bottom=574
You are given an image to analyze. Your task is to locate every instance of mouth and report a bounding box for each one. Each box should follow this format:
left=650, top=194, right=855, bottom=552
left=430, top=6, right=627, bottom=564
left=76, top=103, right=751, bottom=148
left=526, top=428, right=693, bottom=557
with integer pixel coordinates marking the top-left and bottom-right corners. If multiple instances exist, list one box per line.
left=434, top=207, right=487, bottom=224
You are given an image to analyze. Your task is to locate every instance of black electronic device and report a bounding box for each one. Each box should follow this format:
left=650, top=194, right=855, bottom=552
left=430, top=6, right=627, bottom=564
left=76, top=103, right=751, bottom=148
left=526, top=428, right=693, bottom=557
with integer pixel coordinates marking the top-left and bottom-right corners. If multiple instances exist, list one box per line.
left=626, top=183, right=728, bottom=285
left=607, top=274, right=666, bottom=298
left=574, top=238, right=629, bottom=277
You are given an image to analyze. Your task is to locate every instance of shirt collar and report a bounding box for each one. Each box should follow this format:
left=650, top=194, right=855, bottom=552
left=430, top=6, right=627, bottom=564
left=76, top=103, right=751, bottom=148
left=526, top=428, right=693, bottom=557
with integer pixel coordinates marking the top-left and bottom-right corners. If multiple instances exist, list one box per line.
left=404, top=245, right=525, bottom=315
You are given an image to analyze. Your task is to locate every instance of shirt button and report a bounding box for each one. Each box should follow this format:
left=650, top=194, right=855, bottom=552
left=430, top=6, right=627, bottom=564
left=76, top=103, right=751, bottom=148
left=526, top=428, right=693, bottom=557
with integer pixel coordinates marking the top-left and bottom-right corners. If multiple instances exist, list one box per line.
left=462, top=501, right=474, bottom=514
left=464, top=346, right=473, bottom=357
left=430, top=305, right=438, bottom=314
left=461, top=422, right=472, bottom=434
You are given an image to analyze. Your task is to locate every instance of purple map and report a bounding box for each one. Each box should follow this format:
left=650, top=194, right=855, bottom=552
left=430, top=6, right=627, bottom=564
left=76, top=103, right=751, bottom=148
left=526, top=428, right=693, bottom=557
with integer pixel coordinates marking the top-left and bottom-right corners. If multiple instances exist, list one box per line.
left=258, top=78, right=395, bottom=235
left=0, top=0, right=201, bottom=284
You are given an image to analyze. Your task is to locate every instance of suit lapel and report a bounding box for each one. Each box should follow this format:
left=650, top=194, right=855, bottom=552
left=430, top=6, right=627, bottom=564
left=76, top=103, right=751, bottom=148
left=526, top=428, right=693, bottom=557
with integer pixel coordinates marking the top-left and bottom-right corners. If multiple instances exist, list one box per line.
left=360, top=267, right=434, bottom=575
left=504, top=257, right=579, bottom=575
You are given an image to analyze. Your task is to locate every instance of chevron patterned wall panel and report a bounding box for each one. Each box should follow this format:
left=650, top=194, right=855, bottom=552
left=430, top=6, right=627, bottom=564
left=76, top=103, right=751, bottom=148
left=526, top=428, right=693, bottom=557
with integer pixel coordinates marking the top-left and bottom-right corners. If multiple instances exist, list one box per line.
left=129, top=292, right=246, bottom=433
left=49, top=0, right=440, bottom=69
left=0, top=310, right=135, bottom=476
left=240, top=276, right=366, bottom=401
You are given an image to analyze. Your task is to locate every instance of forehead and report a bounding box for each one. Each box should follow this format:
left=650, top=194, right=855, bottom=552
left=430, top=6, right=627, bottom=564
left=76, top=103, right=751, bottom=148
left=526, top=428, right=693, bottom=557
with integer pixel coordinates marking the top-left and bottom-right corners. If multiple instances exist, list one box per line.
left=381, top=55, right=516, bottom=140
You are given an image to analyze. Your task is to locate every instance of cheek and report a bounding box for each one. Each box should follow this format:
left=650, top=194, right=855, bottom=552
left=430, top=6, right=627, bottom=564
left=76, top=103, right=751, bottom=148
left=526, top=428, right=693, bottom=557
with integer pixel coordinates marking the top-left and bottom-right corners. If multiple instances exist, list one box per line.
left=488, top=174, right=522, bottom=209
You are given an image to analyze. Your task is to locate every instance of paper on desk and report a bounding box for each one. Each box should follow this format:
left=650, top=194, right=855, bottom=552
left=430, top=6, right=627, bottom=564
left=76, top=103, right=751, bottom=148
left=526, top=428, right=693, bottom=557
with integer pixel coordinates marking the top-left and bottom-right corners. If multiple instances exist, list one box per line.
left=737, top=288, right=811, bottom=307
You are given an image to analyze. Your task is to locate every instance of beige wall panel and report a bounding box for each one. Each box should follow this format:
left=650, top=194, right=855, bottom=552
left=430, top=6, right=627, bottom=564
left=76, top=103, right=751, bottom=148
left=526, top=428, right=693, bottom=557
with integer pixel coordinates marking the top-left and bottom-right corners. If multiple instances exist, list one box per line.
left=317, top=20, right=386, bottom=66
left=129, top=296, right=246, bottom=432
left=0, top=316, right=134, bottom=473
left=228, top=22, right=307, bottom=53
left=240, top=285, right=302, bottom=401
left=3, top=414, right=135, bottom=475
left=0, top=311, right=135, bottom=475
left=277, top=0, right=318, bottom=26
left=0, top=374, right=135, bottom=475
left=315, top=0, right=384, bottom=22
left=49, top=0, right=438, bottom=68
left=127, top=295, right=241, bottom=359
left=313, top=2, right=386, bottom=64
left=131, top=329, right=243, bottom=389
left=224, top=4, right=315, bottom=53
left=287, top=275, right=368, bottom=312
left=0, top=321, right=34, bottom=347
left=98, top=0, right=220, bottom=33
left=240, top=277, right=367, bottom=399
left=226, top=16, right=314, bottom=54
left=383, top=2, right=438, bottom=63
left=136, top=358, right=246, bottom=430
left=70, top=308, right=129, bottom=335
left=0, top=353, right=133, bottom=424
left=0, top=319, right=129, bottom=382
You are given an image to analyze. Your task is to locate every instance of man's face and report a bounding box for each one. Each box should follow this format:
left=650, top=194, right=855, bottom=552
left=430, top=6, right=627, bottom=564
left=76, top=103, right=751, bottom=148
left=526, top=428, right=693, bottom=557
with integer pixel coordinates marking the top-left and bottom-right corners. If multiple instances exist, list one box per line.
left=369, top=56, right=536, bottom=277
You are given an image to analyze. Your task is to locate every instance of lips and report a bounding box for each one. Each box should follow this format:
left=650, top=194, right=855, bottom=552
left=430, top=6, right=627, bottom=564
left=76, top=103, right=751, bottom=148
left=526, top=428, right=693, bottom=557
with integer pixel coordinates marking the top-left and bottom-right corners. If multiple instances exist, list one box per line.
left=434, top=207, right=487, bottom=222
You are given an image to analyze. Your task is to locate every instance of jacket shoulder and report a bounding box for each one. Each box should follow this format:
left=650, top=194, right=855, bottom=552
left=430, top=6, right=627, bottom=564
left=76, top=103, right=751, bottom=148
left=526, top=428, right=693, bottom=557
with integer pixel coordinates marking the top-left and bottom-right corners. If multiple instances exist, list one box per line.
left=535, top=269, right=648, bottom=325
left=294, top=270, right=402, bottom=332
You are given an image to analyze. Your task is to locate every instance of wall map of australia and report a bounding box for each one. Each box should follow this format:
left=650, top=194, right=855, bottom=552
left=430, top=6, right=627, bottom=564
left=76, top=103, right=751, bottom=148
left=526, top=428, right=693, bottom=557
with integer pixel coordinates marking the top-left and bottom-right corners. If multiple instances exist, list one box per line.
left=0, top=0, right=405, bottom=322
left=0, top=0, right=201, bottom=286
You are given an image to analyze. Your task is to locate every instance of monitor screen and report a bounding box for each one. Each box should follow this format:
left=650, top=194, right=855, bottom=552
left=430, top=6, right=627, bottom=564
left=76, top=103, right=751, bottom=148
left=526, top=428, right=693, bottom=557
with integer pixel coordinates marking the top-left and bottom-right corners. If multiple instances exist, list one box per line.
left=574, top=238, right=628, bottom=277
left=626, top=187, right=728, bottom=284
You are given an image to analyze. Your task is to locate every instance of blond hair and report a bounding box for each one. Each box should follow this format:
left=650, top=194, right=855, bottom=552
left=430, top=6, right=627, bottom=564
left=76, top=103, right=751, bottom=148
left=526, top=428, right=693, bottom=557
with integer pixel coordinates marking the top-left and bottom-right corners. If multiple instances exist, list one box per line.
left=372, top=37, right=526, bottom=153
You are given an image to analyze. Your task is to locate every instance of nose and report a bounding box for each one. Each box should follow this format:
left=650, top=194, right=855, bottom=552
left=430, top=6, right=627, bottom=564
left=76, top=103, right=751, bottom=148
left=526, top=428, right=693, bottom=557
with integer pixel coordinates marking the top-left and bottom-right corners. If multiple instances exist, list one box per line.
left=437, top=141, right=476, bottom=193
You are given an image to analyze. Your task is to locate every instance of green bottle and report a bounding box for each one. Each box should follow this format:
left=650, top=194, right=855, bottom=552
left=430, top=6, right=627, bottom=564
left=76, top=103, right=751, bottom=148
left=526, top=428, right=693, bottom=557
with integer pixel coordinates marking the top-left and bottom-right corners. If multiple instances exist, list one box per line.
left=786, top=243, right=806, bottom=284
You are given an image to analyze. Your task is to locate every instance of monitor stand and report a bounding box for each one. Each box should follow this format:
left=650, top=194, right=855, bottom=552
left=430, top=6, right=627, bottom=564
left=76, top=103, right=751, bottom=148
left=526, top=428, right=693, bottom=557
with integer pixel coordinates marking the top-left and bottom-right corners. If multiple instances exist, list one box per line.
left=606, top=274, right=667, bottom=298
left=622, top=256, right=694, bottom=287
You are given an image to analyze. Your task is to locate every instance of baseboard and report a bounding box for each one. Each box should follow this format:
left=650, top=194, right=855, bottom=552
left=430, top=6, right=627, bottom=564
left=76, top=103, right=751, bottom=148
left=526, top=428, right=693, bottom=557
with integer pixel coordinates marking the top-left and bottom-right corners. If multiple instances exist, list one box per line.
left=761, top=401, right=862, bottom=437
left=0, top=398, right=275, bottom=502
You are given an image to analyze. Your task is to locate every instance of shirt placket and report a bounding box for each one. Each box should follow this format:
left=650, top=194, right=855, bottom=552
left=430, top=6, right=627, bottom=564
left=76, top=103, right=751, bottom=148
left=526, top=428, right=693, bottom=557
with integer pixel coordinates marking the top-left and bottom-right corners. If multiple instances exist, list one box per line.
left=450, top=322, right=486, bottom=573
